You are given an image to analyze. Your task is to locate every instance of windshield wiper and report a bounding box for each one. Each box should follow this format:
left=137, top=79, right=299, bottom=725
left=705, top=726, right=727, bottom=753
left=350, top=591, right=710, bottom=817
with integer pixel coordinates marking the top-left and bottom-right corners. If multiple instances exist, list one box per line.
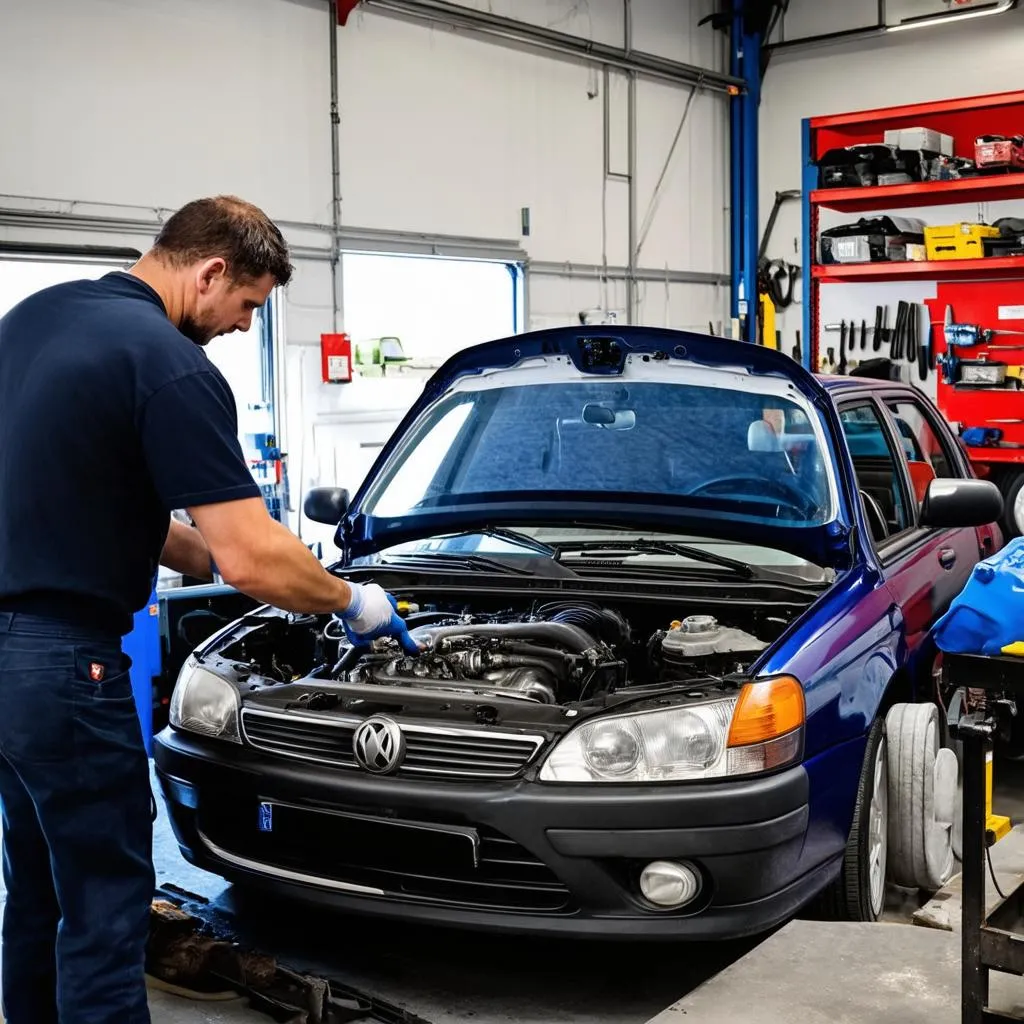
left=464, top=527, right=555, bottom=557
left=553, top=539, right=755, bottom=579
left=380, top=552, right=534, bottom=575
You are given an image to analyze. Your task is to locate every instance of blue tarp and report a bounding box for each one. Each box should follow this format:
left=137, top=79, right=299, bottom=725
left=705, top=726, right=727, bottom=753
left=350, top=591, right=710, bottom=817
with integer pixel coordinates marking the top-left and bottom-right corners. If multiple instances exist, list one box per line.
left=934, top=537, right=1024, bottom=657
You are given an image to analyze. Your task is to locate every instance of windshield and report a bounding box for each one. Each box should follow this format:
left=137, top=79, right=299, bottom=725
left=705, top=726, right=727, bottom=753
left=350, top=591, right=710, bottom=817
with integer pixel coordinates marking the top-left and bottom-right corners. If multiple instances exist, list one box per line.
left=357, top=360, right=836, bottom=530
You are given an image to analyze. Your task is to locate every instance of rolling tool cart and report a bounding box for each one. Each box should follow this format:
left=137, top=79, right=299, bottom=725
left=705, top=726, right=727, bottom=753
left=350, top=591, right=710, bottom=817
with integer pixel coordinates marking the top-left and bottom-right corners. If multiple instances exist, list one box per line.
left=937, top=541, right=1024, bottom=1022
left=944, top=653, right=1024, bottom=1024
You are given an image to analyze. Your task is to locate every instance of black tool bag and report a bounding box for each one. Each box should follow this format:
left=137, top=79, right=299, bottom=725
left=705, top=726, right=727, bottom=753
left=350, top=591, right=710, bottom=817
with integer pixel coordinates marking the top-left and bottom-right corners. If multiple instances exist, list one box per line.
left=817, top=144, right=918, bottom=188
left=820, top=216, right=926, bottom=264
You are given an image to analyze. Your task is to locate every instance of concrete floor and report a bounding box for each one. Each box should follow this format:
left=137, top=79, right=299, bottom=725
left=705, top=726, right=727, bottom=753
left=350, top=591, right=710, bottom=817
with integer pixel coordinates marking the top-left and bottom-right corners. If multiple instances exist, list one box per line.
left=0, top=759, right=1022, bottom=1023
left=0, top=763, right=758, bottom=1023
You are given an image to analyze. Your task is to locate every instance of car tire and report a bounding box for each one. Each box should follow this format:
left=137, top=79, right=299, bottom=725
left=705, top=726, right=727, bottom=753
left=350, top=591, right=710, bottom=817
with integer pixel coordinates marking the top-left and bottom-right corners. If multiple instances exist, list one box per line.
left=997, top=469, right=1024, bottom=540
left=819, top=716, right=889, bottom=921
left=885, top=702, right=957, bottom=892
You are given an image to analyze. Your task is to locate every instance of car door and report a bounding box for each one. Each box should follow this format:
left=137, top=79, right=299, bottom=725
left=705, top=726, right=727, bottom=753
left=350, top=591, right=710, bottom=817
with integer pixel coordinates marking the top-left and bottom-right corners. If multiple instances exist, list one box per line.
left=835, top=391, right=978, bottom=687
left=876, top=391, right=983, bottom=677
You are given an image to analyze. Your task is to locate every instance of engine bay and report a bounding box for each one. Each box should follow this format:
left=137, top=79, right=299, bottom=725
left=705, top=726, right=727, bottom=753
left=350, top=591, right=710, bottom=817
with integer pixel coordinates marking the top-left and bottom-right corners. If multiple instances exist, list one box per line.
left=216, top=592, right=799, bottom=711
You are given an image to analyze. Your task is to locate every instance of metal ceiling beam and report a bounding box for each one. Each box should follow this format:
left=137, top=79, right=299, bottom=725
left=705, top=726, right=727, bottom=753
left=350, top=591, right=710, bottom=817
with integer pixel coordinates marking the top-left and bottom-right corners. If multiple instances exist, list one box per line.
left=528, top=261, right=728, bottom=287
left=356, top=0, right=744, bottom=93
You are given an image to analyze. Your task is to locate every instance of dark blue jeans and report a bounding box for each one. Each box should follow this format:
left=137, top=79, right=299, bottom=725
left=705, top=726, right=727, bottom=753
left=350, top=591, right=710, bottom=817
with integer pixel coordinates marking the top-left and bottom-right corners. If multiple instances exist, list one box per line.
left=0, top=612, right=154, bottom=1024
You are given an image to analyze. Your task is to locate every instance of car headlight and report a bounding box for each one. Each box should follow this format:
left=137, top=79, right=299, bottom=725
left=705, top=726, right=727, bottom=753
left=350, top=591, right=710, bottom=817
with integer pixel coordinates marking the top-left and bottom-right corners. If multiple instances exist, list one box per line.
left=168, top=657, right=242, bottom=744
left=539, top=677, right=804, bottom=783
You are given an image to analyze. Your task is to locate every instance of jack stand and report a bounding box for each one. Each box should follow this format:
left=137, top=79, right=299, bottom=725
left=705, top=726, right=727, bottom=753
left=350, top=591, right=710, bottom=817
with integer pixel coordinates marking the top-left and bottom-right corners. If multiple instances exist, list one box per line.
left=946, top=654, right=1024, bottom=1024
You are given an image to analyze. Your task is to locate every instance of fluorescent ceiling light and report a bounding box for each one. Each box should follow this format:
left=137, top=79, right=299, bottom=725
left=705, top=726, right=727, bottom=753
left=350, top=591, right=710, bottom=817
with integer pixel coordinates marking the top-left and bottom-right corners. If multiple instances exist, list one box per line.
left=887, top=0, right=1016, bottom=31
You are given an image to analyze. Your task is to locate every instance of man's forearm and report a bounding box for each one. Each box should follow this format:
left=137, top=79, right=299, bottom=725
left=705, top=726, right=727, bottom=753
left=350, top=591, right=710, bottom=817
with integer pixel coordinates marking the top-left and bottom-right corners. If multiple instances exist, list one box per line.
left=160, top=518, right=214, bottom=580
left=223, top=518, right=352, bottom=612
left=187, top=499, right=352, bottom=613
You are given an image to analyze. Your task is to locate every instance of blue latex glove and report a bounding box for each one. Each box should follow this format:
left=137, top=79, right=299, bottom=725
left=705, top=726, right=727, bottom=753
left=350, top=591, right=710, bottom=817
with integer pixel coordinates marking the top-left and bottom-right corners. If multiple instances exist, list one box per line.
left=934, top=536, right=1024, bottom=656
left=336, top=584, right=420, bottom=655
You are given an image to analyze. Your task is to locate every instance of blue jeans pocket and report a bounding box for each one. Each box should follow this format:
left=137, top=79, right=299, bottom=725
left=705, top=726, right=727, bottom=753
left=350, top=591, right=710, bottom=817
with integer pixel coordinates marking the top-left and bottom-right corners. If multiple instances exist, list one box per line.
left=0, top=640, right=77, bottom=763
left=72, top=646, right=134, bottom=702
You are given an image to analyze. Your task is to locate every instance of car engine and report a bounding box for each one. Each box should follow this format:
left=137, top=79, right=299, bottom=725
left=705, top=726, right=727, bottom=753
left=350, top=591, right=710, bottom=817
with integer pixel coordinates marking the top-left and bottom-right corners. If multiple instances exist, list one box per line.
left=315, top=601, right=769, bottom=706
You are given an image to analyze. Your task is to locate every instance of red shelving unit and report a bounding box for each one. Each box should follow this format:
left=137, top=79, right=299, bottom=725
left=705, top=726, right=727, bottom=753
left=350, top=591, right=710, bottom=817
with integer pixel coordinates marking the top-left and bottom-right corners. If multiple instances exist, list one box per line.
left=811, top=174, right=1024, bottom=215
left=812, top=256, right=1024, bottom=284
left=803, top=90, right=1024, bottom=532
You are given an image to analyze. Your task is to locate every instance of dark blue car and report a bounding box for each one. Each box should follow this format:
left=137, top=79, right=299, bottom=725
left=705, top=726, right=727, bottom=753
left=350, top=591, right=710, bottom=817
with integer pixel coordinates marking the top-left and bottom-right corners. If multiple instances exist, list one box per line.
left=154, top=327, right=1003, bottom=938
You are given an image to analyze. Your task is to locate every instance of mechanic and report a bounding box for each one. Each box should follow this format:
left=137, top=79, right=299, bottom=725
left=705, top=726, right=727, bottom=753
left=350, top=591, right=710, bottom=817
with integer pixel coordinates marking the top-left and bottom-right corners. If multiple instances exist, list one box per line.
left=0, top=195, right=416, bottom=1024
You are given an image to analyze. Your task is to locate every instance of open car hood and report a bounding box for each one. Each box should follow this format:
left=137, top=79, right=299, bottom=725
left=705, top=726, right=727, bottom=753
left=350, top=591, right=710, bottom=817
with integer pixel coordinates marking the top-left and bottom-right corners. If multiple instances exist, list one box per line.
left=337, top=327, right=860, bottom=570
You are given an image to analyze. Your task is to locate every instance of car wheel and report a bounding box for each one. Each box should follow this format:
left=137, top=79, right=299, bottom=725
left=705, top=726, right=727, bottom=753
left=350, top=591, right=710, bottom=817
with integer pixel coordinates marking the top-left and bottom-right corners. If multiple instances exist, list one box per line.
left=819, top=716, right=888, bottom=921
left=998, top=469, right=1024, bottom=539
left=885, top=702, right=958, bottom=891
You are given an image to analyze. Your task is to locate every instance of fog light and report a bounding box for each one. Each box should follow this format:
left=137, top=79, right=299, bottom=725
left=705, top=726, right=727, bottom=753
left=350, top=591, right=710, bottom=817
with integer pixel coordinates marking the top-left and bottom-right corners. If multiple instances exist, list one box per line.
left=639, top=860, right=701, bottom=908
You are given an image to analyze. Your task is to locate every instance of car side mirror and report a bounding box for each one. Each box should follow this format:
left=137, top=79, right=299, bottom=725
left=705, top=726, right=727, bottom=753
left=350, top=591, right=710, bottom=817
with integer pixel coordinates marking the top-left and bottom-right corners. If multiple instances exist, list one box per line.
left=919, top=478, right=1003, bottom=529
left=303, top=486, right=350, bottom=525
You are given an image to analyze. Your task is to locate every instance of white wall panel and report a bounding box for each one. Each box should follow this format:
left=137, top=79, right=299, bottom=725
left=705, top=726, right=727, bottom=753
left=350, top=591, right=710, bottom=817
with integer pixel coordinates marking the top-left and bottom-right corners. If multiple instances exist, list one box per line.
left=334, top=11, right=605, bottom=260
left=632, top=77, right=728, bottom=273
left=0, top=0, right=330, bottom=224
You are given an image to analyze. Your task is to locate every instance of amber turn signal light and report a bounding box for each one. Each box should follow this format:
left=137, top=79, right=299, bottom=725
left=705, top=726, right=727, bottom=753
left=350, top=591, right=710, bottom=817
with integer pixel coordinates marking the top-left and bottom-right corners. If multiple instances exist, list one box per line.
left=727, top=676, right=805, bottom=748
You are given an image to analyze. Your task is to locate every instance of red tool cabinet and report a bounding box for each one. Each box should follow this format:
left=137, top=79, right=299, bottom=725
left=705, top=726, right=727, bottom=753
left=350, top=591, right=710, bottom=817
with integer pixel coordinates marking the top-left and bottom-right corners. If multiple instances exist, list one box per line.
left=802, top=89, right=1024, bottom=534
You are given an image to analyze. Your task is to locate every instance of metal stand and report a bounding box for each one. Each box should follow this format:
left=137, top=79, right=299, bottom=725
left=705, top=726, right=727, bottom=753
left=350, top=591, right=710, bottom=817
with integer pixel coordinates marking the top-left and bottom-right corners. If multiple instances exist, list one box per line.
left=945, top=653, right=1024, bottom=1024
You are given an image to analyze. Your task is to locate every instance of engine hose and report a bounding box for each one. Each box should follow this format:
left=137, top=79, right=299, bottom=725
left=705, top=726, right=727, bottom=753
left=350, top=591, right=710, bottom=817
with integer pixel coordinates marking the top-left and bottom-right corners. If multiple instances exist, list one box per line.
left=647, top=631, right=666, bottom=670
left=490, top=655, right=564, bottom=674
left=501, top=642, right=572, bottom=662
left=404, top=611, right=465, bottom=628
left=331, top=645, right=365, bottom=676
left=410, top=621, right=596, bottom=655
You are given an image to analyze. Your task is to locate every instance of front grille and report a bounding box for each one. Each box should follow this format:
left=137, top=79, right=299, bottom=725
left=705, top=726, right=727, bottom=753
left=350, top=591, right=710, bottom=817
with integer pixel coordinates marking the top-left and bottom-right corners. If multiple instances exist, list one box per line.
left=199, top=798, right=573, bottom=913
left=240, top=707, right=545, bottom=780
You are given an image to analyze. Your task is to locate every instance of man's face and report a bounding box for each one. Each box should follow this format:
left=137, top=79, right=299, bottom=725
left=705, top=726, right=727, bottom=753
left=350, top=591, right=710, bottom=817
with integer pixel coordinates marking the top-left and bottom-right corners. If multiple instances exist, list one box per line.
left=181, top=260, right=276, bottom=346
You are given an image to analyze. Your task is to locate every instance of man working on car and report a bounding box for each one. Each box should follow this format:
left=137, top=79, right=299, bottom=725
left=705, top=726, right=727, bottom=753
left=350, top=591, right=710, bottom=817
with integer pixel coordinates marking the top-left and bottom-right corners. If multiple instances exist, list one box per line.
left=0, top=195, right=415, bottom=1024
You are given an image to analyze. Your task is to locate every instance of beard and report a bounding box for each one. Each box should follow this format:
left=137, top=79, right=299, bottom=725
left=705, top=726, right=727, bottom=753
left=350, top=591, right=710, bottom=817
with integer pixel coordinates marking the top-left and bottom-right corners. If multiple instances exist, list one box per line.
left=178, top=312, right=219, bottom=347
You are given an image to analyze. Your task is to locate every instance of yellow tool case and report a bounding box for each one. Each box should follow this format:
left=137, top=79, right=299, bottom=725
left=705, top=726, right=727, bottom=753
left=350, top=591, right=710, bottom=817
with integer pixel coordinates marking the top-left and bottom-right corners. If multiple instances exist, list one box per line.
left=924, top=222, right=1000, bottom=261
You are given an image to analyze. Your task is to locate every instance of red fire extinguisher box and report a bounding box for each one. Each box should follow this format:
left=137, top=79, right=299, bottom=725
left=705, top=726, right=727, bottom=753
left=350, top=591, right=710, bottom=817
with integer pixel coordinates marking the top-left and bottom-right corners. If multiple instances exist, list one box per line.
left=321, top=332, right=353, bottom=384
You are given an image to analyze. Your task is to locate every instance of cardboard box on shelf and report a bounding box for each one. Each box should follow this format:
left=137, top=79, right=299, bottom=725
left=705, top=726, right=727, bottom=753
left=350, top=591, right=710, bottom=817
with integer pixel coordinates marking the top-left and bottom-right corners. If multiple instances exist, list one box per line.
left=884, top=127, right=954, bottom=156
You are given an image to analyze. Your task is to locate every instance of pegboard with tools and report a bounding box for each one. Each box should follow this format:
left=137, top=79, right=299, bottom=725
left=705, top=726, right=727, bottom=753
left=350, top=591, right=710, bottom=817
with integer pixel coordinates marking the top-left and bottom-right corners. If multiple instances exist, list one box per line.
left=928, top=282, right=1024, bottom=452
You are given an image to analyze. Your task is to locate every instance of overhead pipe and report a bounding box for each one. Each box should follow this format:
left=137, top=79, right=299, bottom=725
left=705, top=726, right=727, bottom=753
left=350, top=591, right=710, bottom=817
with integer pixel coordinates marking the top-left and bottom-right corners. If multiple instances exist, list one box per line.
left=328, top=0, right=343, bottom=331
left=357, top=0, right=744, bottom=94
left=625, top=0, right=637, bottom=323
left=528, top=261, right=728, bottom=287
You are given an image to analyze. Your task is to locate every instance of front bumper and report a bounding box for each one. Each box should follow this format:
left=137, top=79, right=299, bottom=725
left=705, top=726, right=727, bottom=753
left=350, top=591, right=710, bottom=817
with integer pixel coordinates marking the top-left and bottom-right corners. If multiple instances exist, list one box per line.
left=154, top=726, right=831, bottom=940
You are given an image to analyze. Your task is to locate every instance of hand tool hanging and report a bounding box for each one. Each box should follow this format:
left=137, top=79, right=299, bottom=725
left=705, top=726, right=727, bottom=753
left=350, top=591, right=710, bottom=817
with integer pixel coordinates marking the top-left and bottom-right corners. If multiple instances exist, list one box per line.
left=838, top=320, right=848, bottom=375
left=915, top=304, right=930, bottom=382
left=890, top=301, right=907, bottom=362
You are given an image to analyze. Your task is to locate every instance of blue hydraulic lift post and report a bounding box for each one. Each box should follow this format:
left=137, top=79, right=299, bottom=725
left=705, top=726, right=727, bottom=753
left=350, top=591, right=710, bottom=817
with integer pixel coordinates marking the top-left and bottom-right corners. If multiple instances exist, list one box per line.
left=730, top=1, right=761, bottom=344
left=740, top=11, right=761, bottom=346
left=728, top=1, right=742, bottom=329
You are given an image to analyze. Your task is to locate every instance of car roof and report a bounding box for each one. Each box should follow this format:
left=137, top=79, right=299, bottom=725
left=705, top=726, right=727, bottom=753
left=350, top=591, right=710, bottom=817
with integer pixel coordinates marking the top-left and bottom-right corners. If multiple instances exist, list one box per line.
left=816, top=374, right=912, bottom=394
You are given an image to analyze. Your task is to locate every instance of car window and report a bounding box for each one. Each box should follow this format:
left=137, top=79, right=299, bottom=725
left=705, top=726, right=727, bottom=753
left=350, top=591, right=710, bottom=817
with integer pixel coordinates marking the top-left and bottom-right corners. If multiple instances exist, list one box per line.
left=884, top=398, right=955, bottom=490
left=362, top=373, right=838, bottom=530
left=838, top=401, right=912, bottom=544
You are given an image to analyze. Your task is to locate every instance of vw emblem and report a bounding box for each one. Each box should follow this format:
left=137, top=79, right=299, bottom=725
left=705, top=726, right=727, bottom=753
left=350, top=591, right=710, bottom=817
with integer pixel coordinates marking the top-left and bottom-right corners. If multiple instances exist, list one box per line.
left=353, top=716, right=405, bottom=775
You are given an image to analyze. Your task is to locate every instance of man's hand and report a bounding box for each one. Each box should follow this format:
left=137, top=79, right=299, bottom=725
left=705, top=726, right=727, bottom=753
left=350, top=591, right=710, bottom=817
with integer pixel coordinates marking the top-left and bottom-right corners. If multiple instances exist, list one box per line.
left=337, top=583, right=420, bottom=655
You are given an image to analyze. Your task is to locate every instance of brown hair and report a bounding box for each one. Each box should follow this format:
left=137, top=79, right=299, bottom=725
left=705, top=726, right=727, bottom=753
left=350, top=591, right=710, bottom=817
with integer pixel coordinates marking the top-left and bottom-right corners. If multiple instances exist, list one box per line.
left=153, top=195, right=293, bottom=286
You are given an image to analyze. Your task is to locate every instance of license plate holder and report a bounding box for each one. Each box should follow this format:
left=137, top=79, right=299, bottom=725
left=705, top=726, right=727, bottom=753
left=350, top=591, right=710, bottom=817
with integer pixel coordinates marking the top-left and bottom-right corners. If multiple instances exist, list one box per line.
left=255, top=800, right=481, bottom=873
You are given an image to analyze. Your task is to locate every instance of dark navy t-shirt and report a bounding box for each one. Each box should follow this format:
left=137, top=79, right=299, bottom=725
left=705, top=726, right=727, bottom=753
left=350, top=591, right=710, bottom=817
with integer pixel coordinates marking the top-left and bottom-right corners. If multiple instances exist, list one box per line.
left=0, top=271, right=261, bottom=635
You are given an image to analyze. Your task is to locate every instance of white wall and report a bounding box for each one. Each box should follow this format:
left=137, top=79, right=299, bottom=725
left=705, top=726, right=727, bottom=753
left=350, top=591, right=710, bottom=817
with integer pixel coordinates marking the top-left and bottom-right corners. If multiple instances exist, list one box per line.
left=0, top=0, right=733, bottom=533
left=759, top=0, right=1024, bottom=385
